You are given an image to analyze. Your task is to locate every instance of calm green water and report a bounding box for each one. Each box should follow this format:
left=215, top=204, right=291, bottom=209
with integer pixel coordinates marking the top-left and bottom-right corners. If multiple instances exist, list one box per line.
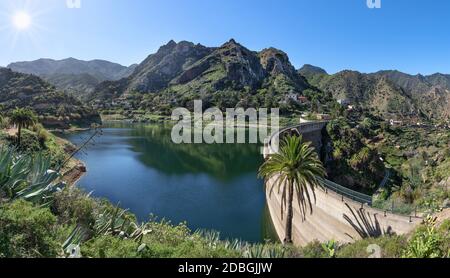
left=64, top=122, right=277, bottom=243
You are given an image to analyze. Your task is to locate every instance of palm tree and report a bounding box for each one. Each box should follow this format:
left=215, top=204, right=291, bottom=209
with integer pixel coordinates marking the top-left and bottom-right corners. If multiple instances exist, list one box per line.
left=10, top=108, right=38, bottom=146
left=259, top=135, right=326, bottom=244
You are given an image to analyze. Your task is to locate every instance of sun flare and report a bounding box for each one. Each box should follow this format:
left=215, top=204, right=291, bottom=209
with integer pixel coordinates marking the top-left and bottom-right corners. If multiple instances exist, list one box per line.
left=12, top=11, right=31, bottom=30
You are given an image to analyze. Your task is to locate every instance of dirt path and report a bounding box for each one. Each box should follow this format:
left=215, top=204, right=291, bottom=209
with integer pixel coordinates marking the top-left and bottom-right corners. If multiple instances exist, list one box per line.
left=436, top=208, right=450, bottom=226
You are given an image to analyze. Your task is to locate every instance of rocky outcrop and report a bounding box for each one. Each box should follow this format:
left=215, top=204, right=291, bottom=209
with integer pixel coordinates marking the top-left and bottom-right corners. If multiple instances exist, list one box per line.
left=259, top=48, right=311, bottom=92
left=127, top=40, right=213, bottom=92
left=260, top=48, right=297, bottom=78
left=92, top=39, right=317, bottom=105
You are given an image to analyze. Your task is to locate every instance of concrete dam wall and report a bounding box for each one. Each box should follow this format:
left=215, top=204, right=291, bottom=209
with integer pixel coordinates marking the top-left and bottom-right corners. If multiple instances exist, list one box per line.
left=263, top=122, right=422, bottom=246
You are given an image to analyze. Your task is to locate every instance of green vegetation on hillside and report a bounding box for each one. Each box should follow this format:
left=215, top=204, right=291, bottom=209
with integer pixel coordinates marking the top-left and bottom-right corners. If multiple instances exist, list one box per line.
left=324, top=110, right=450, bottom=214
left=0, top=140, right=448, bottom=258
left=91, top=40, right=333, bottom=117
left=324, top=115, right=385, bottom=193
left=0, top=68, right=100, bottom=129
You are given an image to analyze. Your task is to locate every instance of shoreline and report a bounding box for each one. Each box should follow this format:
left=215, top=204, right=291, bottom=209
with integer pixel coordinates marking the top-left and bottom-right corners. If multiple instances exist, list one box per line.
left=61, top=158, right=87, bottom=186
left=53, top=132, right=88, bottom=186
left=102, top=118, right=284, bottom=129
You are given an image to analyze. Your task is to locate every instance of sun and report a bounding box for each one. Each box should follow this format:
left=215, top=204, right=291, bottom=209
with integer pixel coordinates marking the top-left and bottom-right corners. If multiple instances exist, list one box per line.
left=12, top=11, right=32, bottom=30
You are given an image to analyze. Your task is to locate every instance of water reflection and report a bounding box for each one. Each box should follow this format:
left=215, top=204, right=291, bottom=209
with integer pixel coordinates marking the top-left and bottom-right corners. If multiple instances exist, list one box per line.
left=64, top=122, right=277, bottom=243
left=125, top=123, right=262, bottom=180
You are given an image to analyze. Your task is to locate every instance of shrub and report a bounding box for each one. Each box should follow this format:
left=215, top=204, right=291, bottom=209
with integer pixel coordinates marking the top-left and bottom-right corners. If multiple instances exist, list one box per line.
left=403, top=217, right=447, bottom=258
left=14, top=129, right=42, bottom=152
left=337, top=236, right=407, bottom=258
left=139, top=221, right=239, bottom=258
left=52, top=188, right=97, bottom=229
left=0, top=200, right=62, bottom=258
left=81, top=235, right=143, bottom=258
left=298, top=241, right=330, bottom=258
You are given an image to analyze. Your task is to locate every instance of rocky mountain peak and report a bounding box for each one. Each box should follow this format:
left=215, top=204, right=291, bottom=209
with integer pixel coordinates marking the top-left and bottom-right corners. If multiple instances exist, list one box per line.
left=126, top=40, right=213, bottom=92
left=259, top=47, right=296, bottom=77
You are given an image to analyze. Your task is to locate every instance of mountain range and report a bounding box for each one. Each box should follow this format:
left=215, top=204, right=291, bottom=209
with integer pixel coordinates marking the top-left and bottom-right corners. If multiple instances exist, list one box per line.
left=4, top=39, right=450, bottom=121
left=8, top=58, right=137, bottom=98
left=299, top=65, right=450, bottom=121
left=0, top=67, right=100, bottom=128
left=90, top=39, right=324, bottom=114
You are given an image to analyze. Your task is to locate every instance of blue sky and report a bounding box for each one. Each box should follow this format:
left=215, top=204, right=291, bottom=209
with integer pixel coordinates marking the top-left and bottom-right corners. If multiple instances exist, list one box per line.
left=0, top=0, right=449, bottom=74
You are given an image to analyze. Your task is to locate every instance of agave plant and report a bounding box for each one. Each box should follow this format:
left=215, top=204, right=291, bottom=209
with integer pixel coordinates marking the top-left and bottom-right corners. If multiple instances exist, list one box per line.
left=63, top=225, right=87, bottom=258
left=94, top=204, right=152, bottom=242
left=242, top=244, right=287, bottom=258
left=0, top=147, right=66, bottom=205
left=196, top=230, right=222, bottom=248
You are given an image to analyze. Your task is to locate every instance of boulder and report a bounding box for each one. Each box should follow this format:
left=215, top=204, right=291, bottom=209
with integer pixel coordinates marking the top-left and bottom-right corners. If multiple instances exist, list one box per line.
left=443, top=199, right=450, bottom=209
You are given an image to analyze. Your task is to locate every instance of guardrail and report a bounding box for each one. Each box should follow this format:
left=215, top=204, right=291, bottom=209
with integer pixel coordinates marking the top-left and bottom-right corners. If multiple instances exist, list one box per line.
left=266, top=121, right=374, bottom=206
left=320, top=178, right=373, bottom=206
left=266, top=121, right=329, bottom=155
left=264, top=121, right=430, bottom=221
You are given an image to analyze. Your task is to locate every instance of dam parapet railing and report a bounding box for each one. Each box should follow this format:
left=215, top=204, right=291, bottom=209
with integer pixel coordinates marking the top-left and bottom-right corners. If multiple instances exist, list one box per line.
left=263, top=121, right=425, bottom=246
left=263, top=121, right=423, bottom=220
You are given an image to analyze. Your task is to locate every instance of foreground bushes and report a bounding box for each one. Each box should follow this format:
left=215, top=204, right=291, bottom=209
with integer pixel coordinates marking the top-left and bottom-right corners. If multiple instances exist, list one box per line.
left=52, top=188, right=241, bottom=258
left=337, top=236, right=407, bottom=258
left=0, top=200, right=63, bottom=258
left=1, top=192, right=449, bottom=258
left=403, top=217, right=450, bottom=258
left=0, top=148, right=448, bottom=258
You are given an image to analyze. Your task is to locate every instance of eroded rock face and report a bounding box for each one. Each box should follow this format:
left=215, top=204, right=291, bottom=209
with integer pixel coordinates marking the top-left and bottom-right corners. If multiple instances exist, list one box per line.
left=259, top=47, right=311, bottom=92
left=109, top=39, right=311, bottom=94
left=217, top=39, right=266, bottom=89
left=259, top=48, right=297, bottom=78
left=91, top=39, right=317, bottom=106
left=127, top=40, right=213, bottom=92
left=173, top=39, right=266, bottom=90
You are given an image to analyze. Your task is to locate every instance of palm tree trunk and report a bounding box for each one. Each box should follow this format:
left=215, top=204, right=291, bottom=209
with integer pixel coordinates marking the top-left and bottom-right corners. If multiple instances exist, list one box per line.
left=284, top=182, right=294, bottom=244
left=17, top=124, right=22, bottom=146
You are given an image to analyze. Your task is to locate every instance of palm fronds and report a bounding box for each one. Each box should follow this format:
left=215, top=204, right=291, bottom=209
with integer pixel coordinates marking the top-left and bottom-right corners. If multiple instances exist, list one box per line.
left=259, top=135, right=326, bottom=243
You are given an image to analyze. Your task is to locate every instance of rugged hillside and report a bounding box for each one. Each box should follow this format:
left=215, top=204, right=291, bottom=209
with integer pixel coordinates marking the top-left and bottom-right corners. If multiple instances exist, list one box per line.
left=92, top=39, right=321, bottom=112
left=44, top=73, right=100, bottom=97
left=0, top=68, right=100, bottom=128
left=298, top=64, right=328, bottom=81
left=128, top=40, right=214, bottom=92
left=371, top=71, right=450, bottom=120
left=8, top=58, right=135, bottom=81
left=8, top=58, right=136, bottom=99
left=259, top=47, right=311, bottom=92
left=170, top=40, right=266, bottom=92
left=300, top=69, right=425, bottom=120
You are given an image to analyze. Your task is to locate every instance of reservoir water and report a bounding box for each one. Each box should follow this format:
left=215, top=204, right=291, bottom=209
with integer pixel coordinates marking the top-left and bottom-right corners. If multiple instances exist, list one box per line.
left=64, top=122, right=276, bottom=243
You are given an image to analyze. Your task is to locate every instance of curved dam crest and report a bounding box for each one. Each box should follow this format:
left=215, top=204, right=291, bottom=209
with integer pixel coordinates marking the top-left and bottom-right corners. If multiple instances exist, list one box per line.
left=263, top=122, right=422, bottom=246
